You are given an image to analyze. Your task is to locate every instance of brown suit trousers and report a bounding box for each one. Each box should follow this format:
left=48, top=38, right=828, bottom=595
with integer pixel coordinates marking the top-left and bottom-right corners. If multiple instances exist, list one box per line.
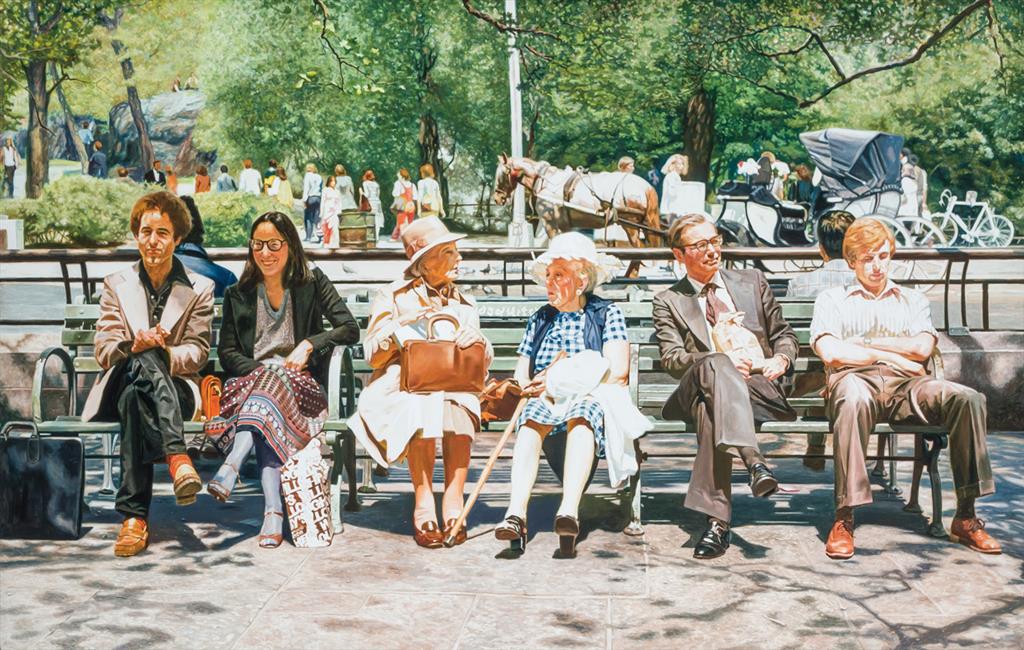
left=827, top=365, right=994, bottom=509
left=666, top=354, right=795, bottom=522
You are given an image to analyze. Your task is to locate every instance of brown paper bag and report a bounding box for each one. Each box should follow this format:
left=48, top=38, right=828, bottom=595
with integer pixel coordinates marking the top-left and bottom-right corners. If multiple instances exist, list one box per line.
left=712, top=311, right=765, bottom=371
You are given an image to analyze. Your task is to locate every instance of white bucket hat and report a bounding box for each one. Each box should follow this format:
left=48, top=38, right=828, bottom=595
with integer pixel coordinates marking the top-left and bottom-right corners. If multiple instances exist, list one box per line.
left=530, top=232, right=622, bottom=288
left=401, top=216, right=466, bottom=276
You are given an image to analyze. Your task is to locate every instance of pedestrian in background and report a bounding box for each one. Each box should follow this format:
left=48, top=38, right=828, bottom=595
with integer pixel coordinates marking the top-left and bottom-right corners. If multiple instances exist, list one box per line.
left=194, top=165, right=211, bottom=193
left=301, top=163, right=323, bottom=243
left=238, top=159, right=263, bottom=195
left=417, top=163, right=444, bottom=219
left=333, top=164, right=358, bottom=211
left=391, top=168, right=417, bottom=240
left=268, top=167, right=294, bottom=211
left=359, top=169, right=383, bottom=241
left=320, top=174, right=342, bottom=249
left=216, top=164, right=237, bottom=192
left=88, top=141, right=108, bottom=179
left=2, top=137, right=20, bottom=198
left=166, top=166, right=179, bottom=194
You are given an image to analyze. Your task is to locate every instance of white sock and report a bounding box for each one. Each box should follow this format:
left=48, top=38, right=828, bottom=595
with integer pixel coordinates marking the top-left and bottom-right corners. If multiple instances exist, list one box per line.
left=556, top=425, right=595, bottom=520
left=505, top=427, right=543, bottom=520
left=261, top=466, right=283, bottom=537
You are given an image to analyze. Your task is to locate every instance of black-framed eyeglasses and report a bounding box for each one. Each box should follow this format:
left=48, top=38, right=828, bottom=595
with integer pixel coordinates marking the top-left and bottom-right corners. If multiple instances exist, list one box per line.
left=682, top=235, right=724, bottom=253
left=250, top=238, right=286, bottom=252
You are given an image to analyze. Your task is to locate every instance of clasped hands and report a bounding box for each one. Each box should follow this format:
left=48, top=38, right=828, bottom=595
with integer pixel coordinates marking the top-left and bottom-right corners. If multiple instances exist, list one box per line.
left=726, top=351, right=789, bottom=381
left=131, top=325, right=169, bottom=354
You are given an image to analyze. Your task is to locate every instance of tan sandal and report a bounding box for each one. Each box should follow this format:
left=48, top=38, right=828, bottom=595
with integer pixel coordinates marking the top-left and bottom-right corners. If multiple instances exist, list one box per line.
left=258, top=511, right=284, bottom=549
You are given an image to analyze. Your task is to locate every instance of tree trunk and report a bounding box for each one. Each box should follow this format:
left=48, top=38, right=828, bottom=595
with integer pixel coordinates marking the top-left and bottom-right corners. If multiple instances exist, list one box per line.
left=49, top=63, right=88, bottom=174
left=682, top=86, right=716, bottom=184
left=24, top=60, right=49, bottom=199
left=109, top=38, right=155, bottom=172
left=418, top=111, right=448, bottom=211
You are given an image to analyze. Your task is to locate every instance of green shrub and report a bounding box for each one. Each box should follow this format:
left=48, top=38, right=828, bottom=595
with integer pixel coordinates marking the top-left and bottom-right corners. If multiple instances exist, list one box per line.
left=193, top=192, right=301, bottom=247
left=0, top=198, right=42, bottom=223
left=21, top=176, right=146, bottom=247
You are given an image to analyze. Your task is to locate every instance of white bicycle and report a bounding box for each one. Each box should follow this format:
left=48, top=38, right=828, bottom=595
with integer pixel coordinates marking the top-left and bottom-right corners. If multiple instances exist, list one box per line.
left=933, top=189, right=1015, bottom=247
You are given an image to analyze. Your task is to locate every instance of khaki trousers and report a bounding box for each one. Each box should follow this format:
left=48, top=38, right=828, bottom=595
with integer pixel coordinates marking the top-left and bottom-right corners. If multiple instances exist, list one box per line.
left=826, top=365, right=994, bottom=509
left=665, top=354, right=796, bottom=522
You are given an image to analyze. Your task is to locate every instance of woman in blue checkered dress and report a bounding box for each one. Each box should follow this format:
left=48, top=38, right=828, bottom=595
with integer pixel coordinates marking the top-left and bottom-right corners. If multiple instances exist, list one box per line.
left=495, top=233, right=645, bottom=557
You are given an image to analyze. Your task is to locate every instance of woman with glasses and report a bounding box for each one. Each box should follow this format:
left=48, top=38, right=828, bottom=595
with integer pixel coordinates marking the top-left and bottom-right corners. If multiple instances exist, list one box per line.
left=206, top=212, right=359, bottom=548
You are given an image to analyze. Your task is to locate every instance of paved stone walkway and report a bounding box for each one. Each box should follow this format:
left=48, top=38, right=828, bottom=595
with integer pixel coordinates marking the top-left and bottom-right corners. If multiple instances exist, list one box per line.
left=2, top=433, right=1023, bottom=649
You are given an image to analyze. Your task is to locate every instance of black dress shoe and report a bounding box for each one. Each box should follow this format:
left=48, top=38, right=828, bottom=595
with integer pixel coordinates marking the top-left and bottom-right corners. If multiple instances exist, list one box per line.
left=749, top=463, right=779, bottom=498
left=694, top=521, right=731, bottom=559
left=554, top=515, right=580, bottom=558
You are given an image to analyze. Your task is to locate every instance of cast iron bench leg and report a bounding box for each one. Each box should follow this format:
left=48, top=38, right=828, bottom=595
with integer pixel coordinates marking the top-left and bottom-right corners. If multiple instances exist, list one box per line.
left=622, top=441, right=644, bottom=536
left=884, top=431, right=901, bottom=495
left=342, top=431, right=360, bottom=511
left=925, top=434, right=948, bottom=538
left=903, top=435, right=925, bottom=514
left=99, top=433, right=117, bottom=495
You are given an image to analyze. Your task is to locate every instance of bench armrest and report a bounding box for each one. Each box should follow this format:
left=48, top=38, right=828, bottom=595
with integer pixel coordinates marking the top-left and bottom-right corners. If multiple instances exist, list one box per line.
left=33, top=347, right=77, bottom=423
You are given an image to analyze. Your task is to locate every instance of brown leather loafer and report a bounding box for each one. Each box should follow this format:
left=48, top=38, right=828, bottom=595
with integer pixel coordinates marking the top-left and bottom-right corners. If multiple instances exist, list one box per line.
left=168, top=454, right=201, bottom=506
left=413, top=521, right=443, bottom=549
left=114, top=517, right=149, bottom=557
left=825, top=519, right=854, bottom=560
left=950, top=517, right=1002, bottom=554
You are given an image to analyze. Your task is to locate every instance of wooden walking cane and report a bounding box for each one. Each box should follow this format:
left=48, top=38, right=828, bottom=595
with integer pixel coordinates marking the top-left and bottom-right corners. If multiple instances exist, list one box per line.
left=443, top=352, right=566, bottom=548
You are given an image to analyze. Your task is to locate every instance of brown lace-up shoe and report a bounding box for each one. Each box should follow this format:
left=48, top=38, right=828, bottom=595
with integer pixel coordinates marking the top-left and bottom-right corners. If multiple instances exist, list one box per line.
left=825, top=519, right=855, bottom=560
left=114, top=517, right=149, bottom=557
left=950, top=517, right=1002, bottom=554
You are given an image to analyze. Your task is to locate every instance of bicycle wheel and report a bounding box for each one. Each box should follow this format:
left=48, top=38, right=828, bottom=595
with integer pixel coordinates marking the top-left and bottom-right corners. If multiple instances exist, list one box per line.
left=937, top=213, right=960, bottom=245
left=975, top=214, right=1014, bottom=247
left=872, top=216, right=914, bottom=247
left=896, top=216, right=949, bottom=248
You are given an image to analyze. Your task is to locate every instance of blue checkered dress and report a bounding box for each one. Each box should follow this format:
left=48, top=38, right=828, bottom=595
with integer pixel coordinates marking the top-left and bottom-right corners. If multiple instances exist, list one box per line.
left=516, top=304, right=629, bottom=456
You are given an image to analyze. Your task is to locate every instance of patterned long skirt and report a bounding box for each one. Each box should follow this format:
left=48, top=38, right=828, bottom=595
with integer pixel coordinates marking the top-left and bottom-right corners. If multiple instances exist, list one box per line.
left=205, top=364, right=327, bottom=464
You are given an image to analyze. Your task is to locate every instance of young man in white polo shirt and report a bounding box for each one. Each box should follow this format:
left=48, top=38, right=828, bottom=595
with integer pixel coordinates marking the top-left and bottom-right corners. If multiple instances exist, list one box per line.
left=811, top=218, right=999, bottom=560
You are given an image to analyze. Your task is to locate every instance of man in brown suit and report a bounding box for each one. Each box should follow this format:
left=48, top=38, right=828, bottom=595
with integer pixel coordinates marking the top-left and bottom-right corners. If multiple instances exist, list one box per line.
left=82, top=191, right=215, bottom=557
left=653, top=213, right=798, bottom=559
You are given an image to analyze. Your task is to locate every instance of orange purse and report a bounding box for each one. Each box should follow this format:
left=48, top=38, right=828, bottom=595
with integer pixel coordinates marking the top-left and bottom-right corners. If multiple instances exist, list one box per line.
left=480, top=378, right=523, bottom=424
left=200, top=375, right=223, bottom=421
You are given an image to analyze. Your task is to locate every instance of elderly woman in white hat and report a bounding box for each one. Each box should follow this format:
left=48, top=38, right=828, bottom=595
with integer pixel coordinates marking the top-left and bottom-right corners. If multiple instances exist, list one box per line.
left=348, top=216, right=491, bottom=548
left=495, top=232, right=650, bottom=557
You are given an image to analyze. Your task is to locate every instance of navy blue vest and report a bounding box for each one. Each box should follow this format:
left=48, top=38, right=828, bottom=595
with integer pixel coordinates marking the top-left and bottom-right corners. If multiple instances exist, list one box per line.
left=528, top=295, right=613, bottom=378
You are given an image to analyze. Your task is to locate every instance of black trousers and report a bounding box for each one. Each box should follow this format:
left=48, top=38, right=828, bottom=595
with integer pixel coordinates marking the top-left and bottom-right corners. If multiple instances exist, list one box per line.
left=99, top=349, right=193, bottom=518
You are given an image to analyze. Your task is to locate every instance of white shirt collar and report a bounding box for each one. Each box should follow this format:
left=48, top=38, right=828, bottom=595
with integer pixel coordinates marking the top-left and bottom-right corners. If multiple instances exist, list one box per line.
left=846, top=279, right=900, bottom=300
left=687, top=270, right=725, bottom=295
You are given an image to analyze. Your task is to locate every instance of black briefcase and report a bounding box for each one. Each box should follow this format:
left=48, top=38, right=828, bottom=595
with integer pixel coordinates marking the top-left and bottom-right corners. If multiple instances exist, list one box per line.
left=0, top=422, right=85, bottom=540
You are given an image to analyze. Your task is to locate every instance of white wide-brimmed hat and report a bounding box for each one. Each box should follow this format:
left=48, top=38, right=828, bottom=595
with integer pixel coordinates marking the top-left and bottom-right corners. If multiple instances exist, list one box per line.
left=401, top=216, right=466, bottom=276
left=530, top=232, right=622, bottom=288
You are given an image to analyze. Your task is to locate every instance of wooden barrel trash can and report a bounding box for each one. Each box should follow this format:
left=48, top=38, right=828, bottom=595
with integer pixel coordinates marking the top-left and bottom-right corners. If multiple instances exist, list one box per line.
left=338, top=210, right=377, bottom=248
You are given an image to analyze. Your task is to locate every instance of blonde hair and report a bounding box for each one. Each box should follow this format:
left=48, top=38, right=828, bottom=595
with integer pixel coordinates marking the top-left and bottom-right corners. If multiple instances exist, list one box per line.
left=419, top=163, right=435, bottom=178
left=843, top=218, right=895, bottom=265
left=661, top=153, right=688, bottom=176
left=667, top=213, right=713, bottom=249
left=306, top=163, right=317, bottom=173
left=617, top=156, right=635, bottom=171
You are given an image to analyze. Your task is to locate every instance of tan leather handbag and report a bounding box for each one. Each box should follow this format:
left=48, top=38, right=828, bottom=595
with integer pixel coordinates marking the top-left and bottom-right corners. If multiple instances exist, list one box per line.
left=480, top=378, right=522, bottom=424
left=400, top=314, right=487, bottom=394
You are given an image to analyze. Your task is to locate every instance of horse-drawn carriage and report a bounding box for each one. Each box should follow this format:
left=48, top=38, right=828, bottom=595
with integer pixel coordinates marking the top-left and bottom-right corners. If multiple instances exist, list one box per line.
left=493, top=155, right=663, bottom=247
left=715, top=128, right=946, bottom=248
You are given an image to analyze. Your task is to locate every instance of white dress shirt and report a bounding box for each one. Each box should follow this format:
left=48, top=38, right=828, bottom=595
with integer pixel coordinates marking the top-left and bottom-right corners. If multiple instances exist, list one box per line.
left=237, top=168, right=263, bottom=195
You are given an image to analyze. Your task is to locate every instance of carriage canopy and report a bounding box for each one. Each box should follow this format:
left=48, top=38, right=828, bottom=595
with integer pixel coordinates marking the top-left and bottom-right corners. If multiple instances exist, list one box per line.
left=799, top=128, right=904, bottom=200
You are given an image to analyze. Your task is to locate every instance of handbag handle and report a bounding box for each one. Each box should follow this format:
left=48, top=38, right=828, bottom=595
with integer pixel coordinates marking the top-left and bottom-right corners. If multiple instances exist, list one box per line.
left=0, top=421, right=41, bottom=464
left=426, top=314, right=460, bottom=340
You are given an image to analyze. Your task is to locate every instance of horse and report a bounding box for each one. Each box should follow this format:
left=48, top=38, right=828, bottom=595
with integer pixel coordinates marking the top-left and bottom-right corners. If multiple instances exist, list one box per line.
left=493, top=155, right=663, bottom=247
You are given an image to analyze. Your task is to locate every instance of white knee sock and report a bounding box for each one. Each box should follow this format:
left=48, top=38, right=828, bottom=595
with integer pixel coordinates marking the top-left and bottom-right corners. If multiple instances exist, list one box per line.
left=505, top=428, right=543, bottom=519
left=261, top=466, right=283, bottom=536
left=556, top=425, right=595, bottom=519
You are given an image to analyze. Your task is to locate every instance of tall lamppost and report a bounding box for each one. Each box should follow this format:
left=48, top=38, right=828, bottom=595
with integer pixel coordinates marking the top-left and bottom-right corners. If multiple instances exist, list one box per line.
left=505, top=0, right=533, bottom=247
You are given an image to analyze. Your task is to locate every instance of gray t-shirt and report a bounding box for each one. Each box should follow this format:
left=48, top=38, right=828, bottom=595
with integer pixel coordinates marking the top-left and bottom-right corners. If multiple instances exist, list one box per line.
left=253, top=285, right=295, bottom=362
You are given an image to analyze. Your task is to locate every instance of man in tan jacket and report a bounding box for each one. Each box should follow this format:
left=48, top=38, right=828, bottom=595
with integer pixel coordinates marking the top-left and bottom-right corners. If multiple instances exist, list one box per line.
left=82, top=191, right=215, bottom=557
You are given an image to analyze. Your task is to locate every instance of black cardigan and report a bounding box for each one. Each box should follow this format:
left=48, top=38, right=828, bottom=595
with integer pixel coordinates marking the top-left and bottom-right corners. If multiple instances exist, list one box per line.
left=218, top=267, right=360, bottom=389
